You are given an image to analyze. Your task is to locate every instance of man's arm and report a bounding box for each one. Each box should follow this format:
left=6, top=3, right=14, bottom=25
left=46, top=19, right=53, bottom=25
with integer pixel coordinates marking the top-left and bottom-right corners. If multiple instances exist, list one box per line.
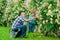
left=21, top=17, right=37, bottom=22
left=19, top=16, right=37, bottom=22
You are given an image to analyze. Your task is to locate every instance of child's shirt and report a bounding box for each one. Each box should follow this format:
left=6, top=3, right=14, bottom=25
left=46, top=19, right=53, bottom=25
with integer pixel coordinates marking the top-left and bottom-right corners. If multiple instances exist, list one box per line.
left=29, top=15, right=36, bottom=24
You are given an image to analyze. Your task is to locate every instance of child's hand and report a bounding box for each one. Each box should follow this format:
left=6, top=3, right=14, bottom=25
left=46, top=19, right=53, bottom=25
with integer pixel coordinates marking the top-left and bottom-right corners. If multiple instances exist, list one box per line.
left=34, top=17, right=38, bottom=19
left=35, top=16, right=39, bottom=19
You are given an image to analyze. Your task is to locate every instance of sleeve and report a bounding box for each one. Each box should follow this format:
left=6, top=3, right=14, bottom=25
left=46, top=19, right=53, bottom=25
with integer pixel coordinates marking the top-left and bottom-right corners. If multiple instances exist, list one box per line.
left=18, top=16, right=28, bottom=22
left=29, top=15, right=32, bottom=18
left=22, top=17, right=28, bottom=22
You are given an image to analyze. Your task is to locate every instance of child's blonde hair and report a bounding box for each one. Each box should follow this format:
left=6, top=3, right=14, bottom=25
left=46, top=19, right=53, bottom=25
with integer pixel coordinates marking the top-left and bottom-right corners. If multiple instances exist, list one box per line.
left=30, top=10, right=36, bottom=14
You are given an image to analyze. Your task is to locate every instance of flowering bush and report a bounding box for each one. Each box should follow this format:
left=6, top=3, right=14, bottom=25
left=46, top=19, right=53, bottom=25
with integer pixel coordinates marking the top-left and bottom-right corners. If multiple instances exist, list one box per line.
left=0, top=0, right=60, bottom=37
left=30, top=0, right=60, bottom=36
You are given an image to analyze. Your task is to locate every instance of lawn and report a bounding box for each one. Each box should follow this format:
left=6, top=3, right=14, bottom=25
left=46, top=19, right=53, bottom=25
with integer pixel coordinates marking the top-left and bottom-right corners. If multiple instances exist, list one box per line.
left=0, top=26, right=60, bottom=40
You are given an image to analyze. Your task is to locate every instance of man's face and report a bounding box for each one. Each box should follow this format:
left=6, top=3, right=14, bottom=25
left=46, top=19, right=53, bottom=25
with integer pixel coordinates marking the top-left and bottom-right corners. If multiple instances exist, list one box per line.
left=21, top=12, right=26, bottom=17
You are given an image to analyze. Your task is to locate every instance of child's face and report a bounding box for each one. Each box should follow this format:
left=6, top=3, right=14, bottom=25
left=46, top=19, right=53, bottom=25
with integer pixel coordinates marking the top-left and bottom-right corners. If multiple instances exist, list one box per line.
left=31, top=13, right=35, bottom=16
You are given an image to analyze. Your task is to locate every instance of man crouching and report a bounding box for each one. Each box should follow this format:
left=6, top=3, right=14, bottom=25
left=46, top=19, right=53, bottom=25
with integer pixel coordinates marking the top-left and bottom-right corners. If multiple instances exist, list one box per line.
left=11, top=12, right=37, bottom=38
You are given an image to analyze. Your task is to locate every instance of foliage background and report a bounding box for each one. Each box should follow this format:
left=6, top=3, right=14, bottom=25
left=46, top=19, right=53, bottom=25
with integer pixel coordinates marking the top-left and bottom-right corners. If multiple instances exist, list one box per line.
left=0, top=0, right=60, bottom=33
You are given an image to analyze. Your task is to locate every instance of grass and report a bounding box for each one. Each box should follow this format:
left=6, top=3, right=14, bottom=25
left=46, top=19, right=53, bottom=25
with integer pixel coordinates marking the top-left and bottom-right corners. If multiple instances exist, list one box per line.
left=0, top=26, right=60, bottom=40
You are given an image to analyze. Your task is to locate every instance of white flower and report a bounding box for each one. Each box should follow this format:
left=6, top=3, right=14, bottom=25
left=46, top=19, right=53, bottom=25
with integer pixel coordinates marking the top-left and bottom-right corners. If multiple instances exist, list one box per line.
left=46, top=10, right=52, bottom=16
left=48, top=4, right=52, bottom=9
left=55, top=19, right=60, bottom=24
left=44, top=10, right=47, bottom=12
left=15, top=15, right=18, bottom=18
left=57, top=13, right=60, bottom=19
left=57, top=0, right=60, bottom=7
left=50, top=18, right=53, bottom=21
left=40, top=24, right=42, bottom=27
left=5, top=7, right=10, bottom=13
left=50, top=21, right=53, bottom=24
left=40, top=2, right=43, bottom=4
left=50, top=15, right=53, bottom=17
left=46, top=20, right=48, bottom=22
left=55, top=19, right=58, bottom=22
left=48, top=10, right=52, bottom=14
left=43, top=21, right=45, bottom=24
left=39, top=16, right=42, bottom=19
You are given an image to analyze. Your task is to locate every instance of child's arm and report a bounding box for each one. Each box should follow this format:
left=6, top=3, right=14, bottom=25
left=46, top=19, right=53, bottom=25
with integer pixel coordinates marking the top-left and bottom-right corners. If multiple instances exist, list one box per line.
left=23, top=17, right=37, bottom=22
left=28, top=17, right=37, bottom=21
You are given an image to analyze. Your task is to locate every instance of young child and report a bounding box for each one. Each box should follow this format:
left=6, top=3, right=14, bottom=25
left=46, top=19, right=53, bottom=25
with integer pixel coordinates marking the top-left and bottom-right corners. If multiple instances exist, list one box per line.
left=11, top=12, right=37, bottom=38
left=28, top=10, right=36, bottom=32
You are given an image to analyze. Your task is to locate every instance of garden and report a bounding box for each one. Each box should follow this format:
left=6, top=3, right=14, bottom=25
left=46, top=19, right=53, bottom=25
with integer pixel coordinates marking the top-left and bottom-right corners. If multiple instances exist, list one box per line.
left=0, top=0, right=60, bottom=40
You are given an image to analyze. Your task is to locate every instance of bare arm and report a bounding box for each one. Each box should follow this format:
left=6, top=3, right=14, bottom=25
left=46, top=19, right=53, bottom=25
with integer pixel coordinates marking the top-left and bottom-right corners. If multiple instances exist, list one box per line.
left=28, top=17, right=37, bottom=21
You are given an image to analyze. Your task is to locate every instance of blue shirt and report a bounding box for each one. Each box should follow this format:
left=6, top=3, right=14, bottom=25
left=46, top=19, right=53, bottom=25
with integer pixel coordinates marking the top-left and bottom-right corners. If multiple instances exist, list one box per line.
left=29, top=15, right=36, bottom=24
